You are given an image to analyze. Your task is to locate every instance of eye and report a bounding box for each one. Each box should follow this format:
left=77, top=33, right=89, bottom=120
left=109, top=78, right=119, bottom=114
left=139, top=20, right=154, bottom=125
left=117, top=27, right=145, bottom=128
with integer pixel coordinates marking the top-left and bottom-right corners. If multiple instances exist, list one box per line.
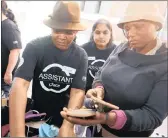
left=134, top=24, right=144, bottom=30
left=65, top=31, right=73, bottom=35
left=103, top=30, right=109, bottom=35
left=95, top=30, right=100, bottom=35
left=124, top=26, right=130, bottom=31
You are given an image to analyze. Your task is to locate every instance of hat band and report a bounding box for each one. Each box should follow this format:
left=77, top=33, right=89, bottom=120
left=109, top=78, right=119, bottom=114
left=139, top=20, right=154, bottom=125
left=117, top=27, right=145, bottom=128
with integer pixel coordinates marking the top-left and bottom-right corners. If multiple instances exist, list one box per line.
left=49, top=15, right=80, bottom=23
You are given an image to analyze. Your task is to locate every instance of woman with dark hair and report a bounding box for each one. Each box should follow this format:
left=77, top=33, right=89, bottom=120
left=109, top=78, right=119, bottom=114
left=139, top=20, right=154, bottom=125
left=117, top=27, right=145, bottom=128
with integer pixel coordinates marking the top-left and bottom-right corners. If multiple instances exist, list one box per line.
left=1, top=0, right=22, bottom=98
left=82, top=19, right=116, bottom=91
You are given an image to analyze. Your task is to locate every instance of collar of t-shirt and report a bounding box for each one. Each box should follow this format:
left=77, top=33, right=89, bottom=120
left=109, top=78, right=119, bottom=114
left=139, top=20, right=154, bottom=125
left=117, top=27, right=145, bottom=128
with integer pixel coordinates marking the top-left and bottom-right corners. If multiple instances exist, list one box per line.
left=129, top=38, right=162, bottom=55
left=145, top=38, right=162, bottom=55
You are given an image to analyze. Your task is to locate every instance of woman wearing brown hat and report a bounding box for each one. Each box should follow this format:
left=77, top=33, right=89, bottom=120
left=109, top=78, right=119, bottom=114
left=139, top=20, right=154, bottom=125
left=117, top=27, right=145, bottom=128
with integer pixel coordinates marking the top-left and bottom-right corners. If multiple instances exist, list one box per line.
left=1, top=0, right=22, bottom=98
left=61, top=2, right=167, bottom=137
left=9, top=1, right=88, bottom=137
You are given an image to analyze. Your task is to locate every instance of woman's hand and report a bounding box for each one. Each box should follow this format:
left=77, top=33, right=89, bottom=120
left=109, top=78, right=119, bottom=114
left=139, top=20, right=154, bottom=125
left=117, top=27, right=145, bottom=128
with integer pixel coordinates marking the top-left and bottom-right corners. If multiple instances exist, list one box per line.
left=4, top=72, right=12, bottom=85
left=86, top=87, right=104, bottom=100
left=60, top=107, right=107, bottom=126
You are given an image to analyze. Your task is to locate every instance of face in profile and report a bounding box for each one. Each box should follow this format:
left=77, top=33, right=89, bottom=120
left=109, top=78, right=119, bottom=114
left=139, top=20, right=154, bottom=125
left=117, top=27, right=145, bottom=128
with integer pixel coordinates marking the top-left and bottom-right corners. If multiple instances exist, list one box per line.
left=123, top=20, right=158, bottom=49
left=51, top=29, right=77, bottom=50
left=93, top=23, right=111, bottom=48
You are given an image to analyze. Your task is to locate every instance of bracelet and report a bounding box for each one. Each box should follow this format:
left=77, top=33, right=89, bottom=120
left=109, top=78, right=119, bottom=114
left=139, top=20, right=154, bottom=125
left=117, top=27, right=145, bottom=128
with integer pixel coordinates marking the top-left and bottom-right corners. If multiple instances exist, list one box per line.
left=105, top=112, right=109, bottom=124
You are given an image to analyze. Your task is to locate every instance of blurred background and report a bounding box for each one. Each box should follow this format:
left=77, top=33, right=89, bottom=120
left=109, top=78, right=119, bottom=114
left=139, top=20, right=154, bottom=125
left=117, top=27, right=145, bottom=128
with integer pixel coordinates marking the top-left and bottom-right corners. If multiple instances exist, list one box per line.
left=5, top=1, right=167, bottom=137
left=6, top=1, right=167, bottom=48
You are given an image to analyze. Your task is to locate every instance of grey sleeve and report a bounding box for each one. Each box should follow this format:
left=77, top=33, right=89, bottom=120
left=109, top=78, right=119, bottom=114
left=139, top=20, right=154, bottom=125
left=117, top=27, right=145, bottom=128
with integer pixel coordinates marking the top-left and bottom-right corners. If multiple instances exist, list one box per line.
left=122, top=73, right=168, bottom=131
left=14, top=42, right=38, bottom=81
left=71, top=50, right=88, bottom=90
left=92, top=54, right=111, bottom=88
left=92, top=43, right=127, bottom=88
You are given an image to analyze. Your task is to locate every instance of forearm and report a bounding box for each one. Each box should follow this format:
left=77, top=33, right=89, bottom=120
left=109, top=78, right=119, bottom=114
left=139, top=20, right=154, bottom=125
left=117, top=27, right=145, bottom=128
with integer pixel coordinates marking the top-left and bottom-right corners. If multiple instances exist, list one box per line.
left=68, top=89, right=85, bottom=109
left=5, top=49, right=20, bottom=74
left=62, top=88, right=85, bottom=127
left=9, top=78, right=29, bottom=137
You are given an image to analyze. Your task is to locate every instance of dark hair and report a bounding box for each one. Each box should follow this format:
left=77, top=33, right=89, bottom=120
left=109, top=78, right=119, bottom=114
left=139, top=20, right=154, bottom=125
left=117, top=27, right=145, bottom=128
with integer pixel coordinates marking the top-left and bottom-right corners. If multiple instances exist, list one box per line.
left=90, top=19, right=113, bottom=46
left=1, top=0, right=17, bottom=24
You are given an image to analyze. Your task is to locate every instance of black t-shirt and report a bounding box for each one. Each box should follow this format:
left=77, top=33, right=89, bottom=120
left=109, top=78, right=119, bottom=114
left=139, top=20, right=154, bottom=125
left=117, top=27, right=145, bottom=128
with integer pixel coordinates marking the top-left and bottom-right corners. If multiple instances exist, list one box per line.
left=1, top=19, right=22, bottom=80
left=15, top=35, right=88, bottom=127
left=82, top=41, right=116, bottom=91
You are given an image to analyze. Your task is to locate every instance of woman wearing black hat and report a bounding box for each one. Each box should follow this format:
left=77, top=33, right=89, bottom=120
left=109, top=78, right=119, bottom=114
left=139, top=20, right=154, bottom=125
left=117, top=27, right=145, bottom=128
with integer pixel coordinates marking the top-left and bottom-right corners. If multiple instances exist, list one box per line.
left=61, top=2, right=168, bottom=137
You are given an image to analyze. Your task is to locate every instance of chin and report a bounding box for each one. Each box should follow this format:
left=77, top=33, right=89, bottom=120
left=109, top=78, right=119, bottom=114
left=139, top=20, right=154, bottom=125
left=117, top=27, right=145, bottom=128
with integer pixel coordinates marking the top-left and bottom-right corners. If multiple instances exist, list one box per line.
left=130, top=44, right=143, bottom=49
left=57, top=46, right=69, bottom=50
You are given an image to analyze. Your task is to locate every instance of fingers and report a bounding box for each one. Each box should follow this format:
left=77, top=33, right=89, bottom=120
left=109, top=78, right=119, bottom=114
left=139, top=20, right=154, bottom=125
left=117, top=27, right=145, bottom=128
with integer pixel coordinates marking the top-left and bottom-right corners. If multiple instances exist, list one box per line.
left=66, top=112, right=105, bottom=126
left=86, top=89, right=96, bottom=98
left=4, top=78, right=11, bottom=85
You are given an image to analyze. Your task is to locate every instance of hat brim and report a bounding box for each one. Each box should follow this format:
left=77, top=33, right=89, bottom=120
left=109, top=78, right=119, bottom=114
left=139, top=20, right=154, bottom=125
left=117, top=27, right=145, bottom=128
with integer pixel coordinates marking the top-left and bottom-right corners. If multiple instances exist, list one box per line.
left=117, top=15, right=163, bottom=31
left=43, top=17, right=87, bottom=31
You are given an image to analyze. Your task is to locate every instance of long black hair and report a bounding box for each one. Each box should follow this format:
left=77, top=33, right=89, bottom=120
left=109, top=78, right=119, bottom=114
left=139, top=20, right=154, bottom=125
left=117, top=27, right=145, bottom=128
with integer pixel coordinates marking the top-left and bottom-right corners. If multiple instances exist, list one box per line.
left=90, top=19, right=113, bottom=46
left=1, top=0, right=17, bottom=24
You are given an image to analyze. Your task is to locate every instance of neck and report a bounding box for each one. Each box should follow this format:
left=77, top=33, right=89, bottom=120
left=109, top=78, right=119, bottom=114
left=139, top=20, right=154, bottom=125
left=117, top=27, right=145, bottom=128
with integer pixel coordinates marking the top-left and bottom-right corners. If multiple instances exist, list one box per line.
left=134, top=38, right=157, bottom=54
left=96, top=44, right=107, bottom=50
left=1, top=14, right=7, bottom=21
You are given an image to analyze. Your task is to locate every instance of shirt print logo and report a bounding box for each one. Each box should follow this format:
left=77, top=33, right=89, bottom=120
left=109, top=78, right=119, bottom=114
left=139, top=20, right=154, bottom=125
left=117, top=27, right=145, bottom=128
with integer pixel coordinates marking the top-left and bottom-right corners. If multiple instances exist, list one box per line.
left=39, top=63, right=76, bottom=93
left=88, top=59, right=105, bottom=78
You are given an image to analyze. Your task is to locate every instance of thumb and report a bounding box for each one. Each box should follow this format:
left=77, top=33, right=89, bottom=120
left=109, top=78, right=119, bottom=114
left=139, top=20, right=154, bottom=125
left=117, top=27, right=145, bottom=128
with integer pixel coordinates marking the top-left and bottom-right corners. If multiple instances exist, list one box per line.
left=97, top=91, right=103, bottom=100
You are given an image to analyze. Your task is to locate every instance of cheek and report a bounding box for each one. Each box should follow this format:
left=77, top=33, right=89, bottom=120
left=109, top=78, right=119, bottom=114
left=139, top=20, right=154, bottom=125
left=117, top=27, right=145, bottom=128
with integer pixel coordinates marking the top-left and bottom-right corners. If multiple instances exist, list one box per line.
left=105, top=34, right=111, bottom=42
left=139, top=29, right=156, bottom=42
left=66, top=35, right=75, bottom=44
left=93, top=34, right=100, bottom=42
left=51, top=33, right=57, bottom=42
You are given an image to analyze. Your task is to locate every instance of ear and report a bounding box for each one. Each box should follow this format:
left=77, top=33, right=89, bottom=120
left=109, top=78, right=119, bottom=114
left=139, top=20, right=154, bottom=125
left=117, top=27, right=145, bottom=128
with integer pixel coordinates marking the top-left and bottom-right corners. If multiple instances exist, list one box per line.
left=154, top=24, right=159, bottom=31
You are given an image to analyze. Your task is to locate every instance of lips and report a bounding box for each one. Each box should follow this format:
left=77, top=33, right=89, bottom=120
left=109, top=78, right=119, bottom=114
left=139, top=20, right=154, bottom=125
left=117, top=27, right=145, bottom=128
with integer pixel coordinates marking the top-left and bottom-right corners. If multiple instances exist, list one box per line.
left=98, top=40, right=105, bottom=43
left=129, top=40, right=138, bottom=45
left=57, top=42, right=66, bottom=46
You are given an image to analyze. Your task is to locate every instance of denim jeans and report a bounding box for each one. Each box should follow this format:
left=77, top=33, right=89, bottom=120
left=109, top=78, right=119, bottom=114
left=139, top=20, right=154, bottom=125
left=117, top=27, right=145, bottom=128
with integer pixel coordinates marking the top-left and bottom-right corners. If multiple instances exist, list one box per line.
left=1, top=79, right=11, bottom=98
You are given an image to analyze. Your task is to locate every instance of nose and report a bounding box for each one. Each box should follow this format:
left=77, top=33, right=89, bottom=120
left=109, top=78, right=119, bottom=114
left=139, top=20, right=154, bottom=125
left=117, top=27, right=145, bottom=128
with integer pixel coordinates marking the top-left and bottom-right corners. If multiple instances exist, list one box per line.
left=99, top=33, right=104, bottom=38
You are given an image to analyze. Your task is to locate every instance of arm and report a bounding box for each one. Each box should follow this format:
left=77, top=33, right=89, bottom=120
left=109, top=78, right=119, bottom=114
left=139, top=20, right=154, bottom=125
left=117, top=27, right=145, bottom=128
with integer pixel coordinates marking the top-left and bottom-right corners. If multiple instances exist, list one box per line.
left=92, top=43, right=127, bottom=88
left=9, top=41, right=37, bottom=137
left=59, top=49, right=88, bottom=136
left=2, top=23, right=22, bottom=84
left=62, top=88, right=85, bottom=127
left=120, top=73, right=168, bottom=131
left=59, top=73, right=167, bottom=132
left=62, top=49, right=88, bottom=126
left=9, top=78, right=30, bottom=137
left=4, top=49, right=21, bottom=84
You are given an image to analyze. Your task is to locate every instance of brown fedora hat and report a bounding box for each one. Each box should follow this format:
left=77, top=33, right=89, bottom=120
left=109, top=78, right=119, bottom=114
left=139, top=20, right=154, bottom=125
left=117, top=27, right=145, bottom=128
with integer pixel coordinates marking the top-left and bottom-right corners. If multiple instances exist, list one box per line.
left=117, top=2, right=164, bottom=31
left=43, top=1, right=87, bottom=31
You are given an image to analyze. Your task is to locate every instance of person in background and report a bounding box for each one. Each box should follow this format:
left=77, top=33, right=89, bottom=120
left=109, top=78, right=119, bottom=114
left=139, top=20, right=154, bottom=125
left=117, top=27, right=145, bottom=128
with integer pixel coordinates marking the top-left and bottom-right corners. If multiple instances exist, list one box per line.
left=9, top=1, right=88, bottom=137
left=82, top=19, right=116, bottom=91
left=1, top=0, right=22, bottom=98
left=61, top=1, right=168, bottom=137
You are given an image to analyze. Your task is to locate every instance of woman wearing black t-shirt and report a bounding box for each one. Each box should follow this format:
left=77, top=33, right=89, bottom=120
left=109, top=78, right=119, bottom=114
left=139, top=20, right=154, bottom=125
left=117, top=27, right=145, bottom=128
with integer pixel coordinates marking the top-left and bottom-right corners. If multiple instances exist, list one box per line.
left=1, top=0, right=22, bottom=98
left=82, top=19, right=116, bottom=91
